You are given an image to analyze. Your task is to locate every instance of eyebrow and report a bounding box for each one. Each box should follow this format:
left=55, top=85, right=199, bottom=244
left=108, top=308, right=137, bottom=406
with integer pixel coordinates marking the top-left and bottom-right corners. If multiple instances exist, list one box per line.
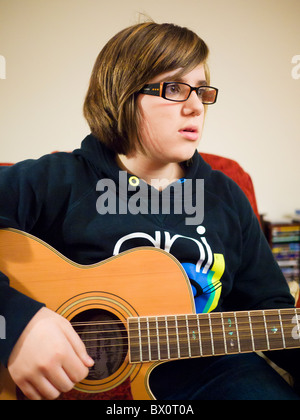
left=157, top=75, right=207, bottom=86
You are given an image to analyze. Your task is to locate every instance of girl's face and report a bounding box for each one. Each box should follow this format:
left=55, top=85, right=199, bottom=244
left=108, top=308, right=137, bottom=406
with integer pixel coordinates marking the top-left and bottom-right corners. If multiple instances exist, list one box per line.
left=136, top=63, right=206, bottom=165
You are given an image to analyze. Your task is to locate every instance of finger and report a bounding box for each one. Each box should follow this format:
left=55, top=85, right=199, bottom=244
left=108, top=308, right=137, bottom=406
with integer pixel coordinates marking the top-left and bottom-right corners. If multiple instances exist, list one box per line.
left=46, top=366, right=76, bottom=394
left=18, top=380, right=44, bottom=401
left=61, top=319, right=94, bottom=366
left=61, top=350, right=90, bottom=384
left=21, top=377, right=61, bottom=401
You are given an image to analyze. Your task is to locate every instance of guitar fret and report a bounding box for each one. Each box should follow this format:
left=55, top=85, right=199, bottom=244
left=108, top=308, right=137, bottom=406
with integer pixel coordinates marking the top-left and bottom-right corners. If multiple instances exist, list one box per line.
left=146, top=317, right=151, bottom=361
left=235, top=313, right=253, bottom=352
left=249, top=311, right=269, bottom=351
left=140, top=317, right=151, bottom=362
left=197, top=314, right=213, bottom=356
left=264, top=310, right=285, bottom=350
left=157, top=316, right=170, bottom=360
left=156, top=317, right=160, bottom=360
left=148, top=317, right=158, bottom=361
left=186, top=315, right=202, bottom=357
left=165, top=316, right=170, bottom=360
left=234, top=312, right=241, bottom=353
left=177, top=315, right=189, bottom=358
left=166, top=315, right=180, bottom=359
left=278, top=310, right=286, bottom=349
left=220, top=313, right=228, bottom=354
left=196, top=315, right=203, bottom=356
left=175, top=316, right=180, bottom=358
left=128, top=318, right=141, bottom=363
left=157, top=316, right=169, bottom=360
left=137, top=318, right=142, bottom=361
left=208, top=313, right=215, bottom=355
left=209, top=313, right=225, bottom=355
left=262, top=310, right=270, bottom=351
left=255, top=311, right=269, bottom=350
left=221, top=312, right=239, bottom=354
left=248, top=312, right=255, bottom=351
left=185, top=315, right=192, bottom=358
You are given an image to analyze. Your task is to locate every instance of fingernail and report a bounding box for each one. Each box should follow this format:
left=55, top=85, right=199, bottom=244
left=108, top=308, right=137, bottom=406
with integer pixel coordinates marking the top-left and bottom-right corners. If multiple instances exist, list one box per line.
left=86, top=355, right=94, bottom=366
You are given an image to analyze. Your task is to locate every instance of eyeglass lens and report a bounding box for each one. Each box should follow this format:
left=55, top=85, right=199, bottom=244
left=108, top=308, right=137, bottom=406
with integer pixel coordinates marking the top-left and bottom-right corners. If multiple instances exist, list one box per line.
left=164, top=83, right=216, bottom=104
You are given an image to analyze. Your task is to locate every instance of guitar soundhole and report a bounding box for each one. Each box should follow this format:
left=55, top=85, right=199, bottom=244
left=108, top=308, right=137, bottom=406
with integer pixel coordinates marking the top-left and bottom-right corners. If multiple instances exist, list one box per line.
left=71, top=309, right=128, bottom=380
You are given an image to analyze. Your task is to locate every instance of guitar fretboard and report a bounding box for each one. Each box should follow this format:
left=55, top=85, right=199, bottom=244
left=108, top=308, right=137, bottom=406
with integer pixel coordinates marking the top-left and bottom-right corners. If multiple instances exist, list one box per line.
left=128, top=308, right=300, bottom=363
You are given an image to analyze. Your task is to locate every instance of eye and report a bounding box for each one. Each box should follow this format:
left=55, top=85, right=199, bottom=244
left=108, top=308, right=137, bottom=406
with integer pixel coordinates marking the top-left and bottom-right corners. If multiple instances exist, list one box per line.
left=197, top=87, right=205, bottom=98
left=198, top=87, right=218, bottom=104
left=165, top=83, right=182, bottom=96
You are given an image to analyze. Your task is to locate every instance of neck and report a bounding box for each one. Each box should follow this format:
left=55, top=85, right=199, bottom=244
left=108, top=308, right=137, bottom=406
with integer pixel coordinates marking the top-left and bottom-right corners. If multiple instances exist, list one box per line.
left=117, top=153, right=185, bottom=190
left=128, top=307, right=300, bottom=364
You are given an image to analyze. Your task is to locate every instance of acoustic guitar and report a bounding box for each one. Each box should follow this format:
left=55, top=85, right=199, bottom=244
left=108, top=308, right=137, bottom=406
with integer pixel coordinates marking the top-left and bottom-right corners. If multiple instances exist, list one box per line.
left=0, top=228, right=300, bottom=400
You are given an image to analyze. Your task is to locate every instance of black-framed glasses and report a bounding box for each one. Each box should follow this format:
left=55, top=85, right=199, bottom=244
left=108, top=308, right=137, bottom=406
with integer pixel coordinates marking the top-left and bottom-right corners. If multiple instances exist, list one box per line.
left=139, top=82, right=218, bottom=104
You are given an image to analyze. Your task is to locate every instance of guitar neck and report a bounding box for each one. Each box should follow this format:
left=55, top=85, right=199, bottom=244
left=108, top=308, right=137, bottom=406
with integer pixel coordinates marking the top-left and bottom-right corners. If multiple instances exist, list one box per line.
left=128, top=307, right=300, bottom=363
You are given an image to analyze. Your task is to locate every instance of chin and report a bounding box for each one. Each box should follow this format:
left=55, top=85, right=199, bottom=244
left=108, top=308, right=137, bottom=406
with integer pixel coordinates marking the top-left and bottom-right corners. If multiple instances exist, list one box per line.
left=173, top=147, right=197, bottom=163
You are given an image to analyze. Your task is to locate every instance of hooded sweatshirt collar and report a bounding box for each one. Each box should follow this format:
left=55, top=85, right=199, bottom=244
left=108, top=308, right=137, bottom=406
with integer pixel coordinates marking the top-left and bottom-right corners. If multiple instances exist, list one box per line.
left=74, top=134, right=212, bottom=187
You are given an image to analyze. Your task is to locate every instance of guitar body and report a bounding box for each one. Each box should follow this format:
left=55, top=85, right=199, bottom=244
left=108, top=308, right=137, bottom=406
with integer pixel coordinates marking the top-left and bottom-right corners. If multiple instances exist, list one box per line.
left=0, top=229, right=195, bottom=400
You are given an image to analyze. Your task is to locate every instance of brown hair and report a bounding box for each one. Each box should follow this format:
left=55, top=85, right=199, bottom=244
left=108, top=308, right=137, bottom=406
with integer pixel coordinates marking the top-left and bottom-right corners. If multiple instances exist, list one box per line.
left=83, top=21, right=210, bottom=155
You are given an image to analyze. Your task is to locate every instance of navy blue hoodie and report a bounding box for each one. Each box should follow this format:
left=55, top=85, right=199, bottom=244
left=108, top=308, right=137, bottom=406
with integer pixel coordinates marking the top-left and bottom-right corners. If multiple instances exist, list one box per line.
left=0, top=134, right=297, bottom=377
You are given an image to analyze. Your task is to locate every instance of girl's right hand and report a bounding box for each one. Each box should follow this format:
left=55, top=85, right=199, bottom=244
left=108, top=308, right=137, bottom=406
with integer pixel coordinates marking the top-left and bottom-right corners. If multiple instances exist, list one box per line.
left=7, top=307, right=94, bottom=400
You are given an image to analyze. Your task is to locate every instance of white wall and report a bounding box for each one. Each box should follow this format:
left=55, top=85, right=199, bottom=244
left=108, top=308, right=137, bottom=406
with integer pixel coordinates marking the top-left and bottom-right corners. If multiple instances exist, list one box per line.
left=1, top=0, right=299, bottom=221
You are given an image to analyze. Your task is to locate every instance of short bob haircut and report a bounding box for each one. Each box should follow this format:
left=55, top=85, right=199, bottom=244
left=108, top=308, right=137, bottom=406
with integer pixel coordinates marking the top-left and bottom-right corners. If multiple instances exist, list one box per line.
left=83, top=21, right=210, bottom=155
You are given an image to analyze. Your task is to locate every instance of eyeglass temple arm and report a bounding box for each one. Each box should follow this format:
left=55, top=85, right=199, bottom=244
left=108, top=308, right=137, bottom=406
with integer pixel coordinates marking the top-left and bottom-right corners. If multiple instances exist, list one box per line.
left=139, top=83, right=162, bottom=96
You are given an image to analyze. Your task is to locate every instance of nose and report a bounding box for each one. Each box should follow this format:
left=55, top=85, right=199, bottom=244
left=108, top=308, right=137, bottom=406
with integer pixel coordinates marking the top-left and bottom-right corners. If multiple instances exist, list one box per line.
left=182, top=90, right=204, bottom=116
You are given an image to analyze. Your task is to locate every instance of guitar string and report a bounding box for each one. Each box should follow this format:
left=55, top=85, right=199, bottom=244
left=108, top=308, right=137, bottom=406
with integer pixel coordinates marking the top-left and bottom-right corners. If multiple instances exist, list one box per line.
left=70, top=310, right=300, bottom=349
left=71, top=311, right=300, bottom=355
left=78, top=327, right=293, bottom=341
left=84, top=341, right=294, bottom=361
left=74, top=330, right=295, bottom=349
left=71, top=318, right=298, bottom=335
left=76, top=324, right=297, bottom=349
left=84, top=339, right=287, bottom=355
left=82, top=329, right=297, bottom=358
left=70, top=313, right=299, bottom=328
left=83, top=330, right=292, bottom=356
left=69, top=308, right=300, bottom=326
left=82, top=337, right=289, bottom=353
left=73, top=322, right=296, bottom=337
left=72, top=327, right=298, bottom=347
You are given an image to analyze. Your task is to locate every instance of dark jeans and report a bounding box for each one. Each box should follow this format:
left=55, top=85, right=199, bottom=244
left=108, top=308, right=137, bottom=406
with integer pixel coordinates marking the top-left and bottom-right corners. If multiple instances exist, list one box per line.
left=149, top=353, right=300, bottom=400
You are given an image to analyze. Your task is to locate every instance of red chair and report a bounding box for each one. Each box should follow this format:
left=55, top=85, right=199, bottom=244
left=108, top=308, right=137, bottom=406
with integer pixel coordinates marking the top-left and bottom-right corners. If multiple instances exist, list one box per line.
left=200, top=152, right=260, bottom=223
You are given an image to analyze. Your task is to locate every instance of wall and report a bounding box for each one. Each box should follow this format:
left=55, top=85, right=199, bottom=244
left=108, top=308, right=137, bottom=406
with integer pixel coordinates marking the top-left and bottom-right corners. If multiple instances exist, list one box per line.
left=0, top=0, right=299, bottom=221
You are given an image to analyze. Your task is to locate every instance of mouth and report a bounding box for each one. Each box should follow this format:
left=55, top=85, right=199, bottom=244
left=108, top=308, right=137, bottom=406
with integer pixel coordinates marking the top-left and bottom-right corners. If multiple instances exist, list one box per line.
left=178, top=126, right=199, bottom=141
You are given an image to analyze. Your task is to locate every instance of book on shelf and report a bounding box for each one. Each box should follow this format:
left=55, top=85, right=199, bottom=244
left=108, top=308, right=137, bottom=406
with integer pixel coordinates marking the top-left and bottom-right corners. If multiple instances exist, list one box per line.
left=264, top=221, right=300, bottom=284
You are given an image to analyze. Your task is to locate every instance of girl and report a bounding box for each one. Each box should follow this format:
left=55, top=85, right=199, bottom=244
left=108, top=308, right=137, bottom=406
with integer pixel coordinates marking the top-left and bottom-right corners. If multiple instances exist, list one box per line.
left=0, top=21, right=299, bottom=400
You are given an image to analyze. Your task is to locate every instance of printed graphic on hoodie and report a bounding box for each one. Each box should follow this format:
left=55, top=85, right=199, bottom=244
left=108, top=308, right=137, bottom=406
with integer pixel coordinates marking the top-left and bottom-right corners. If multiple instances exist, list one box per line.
left=113, top=226, right=225, bottom=314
